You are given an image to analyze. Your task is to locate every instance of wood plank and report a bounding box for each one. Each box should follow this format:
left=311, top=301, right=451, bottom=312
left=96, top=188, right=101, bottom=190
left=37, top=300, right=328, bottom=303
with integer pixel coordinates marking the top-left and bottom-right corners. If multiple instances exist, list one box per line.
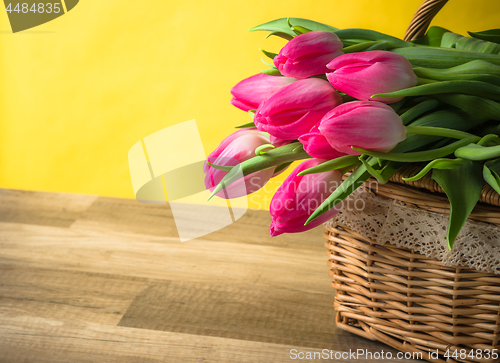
left=119, top=280, right=337, bottom=348
left=0, top=189, right=423, bottom=362
left=0, top=188, right=97, bottom=228
left=118, top=280, right=398, bottom=351
left=0, top=315, right=421, bottom=363
left=0, top=222, right=332, bottom=294
left=69, top=196, right=326, bottom=249
left=0, top=266, right=146, bottom=325
left=69, top=196, right=180, bottom=239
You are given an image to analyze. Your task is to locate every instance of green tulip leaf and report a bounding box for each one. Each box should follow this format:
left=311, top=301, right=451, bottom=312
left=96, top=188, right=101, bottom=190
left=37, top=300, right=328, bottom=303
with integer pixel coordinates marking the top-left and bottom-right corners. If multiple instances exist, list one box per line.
left=468, top=29, right=500, bottom=45
left=435, top=94, right=500, bottom=122
left=391, top=47, right=500, bottom=69
left=250, top=18, right=337, bottom=37
left=235, top=121, right=256, bottom=129
left=260, top=68, right=282, bottom=76
left=441, top=32, right=500, bottom=54
left=297, top=155, right=360, bottom=176
left=455, top=143, right=500, bottom=161
left=305, top=158, right=404, bottom=225
left=457, top=36, right=500, bottom=54
left=360, top=158, right=398, bottom=184
left=402, top=158, right=468, bottom=182
left=432, top=161, right=483, bottom=249
left=483, top=159, right=500, bottom=195
left=343, top=40, right=398, bottom=53
left=264, top=31, right=294, bottom=41
left=260, top=49, right=278, bottom=60
left=441, top=32, right=463, bottom=48
left=292, top=25, right=312, bottom=35
left=261, top=58, right=275, bottom=68
left=413, top=26, right=451, bottom=46
left=334, top=28, right=411, bottom=48
left=304, top=162, right=373, bottom=225
left=206, top=162, right=233, bottom=172
left=400, top=99, right=441, bottom=125
left=413, top=60, right=500, bottom=85
left=392, top=110, right=486, bottom=156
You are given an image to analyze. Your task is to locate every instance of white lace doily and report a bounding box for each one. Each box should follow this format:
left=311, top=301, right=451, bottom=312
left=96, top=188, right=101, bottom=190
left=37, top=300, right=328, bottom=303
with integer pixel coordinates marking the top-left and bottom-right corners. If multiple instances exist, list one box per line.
left=326, top=188, right=500, bottom=275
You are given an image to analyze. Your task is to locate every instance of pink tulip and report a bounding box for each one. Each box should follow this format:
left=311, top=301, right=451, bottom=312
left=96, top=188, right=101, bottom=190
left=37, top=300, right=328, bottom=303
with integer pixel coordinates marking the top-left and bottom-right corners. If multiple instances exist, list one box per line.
left=326, top=51, right=418, bottom=104
left=318, top=101, right=406, bottom=155
left=204, top=129, right=276, bottom=198
left=274, top=31, right=344, bottom=79
left=270, top=135, right=291, bottom=148
left=254, top=78, right=342, bottom=140
left=269, top=158, right=343, bottom=236
left=299, top=124, right=347, bottom=159
left=230, top=73, right=296, bottom=112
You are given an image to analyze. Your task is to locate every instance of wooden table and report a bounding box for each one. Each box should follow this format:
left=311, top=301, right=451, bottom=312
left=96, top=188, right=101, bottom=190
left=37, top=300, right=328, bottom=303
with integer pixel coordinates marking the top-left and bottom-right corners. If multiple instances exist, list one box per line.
left=0, top=188, right=420, bottom=362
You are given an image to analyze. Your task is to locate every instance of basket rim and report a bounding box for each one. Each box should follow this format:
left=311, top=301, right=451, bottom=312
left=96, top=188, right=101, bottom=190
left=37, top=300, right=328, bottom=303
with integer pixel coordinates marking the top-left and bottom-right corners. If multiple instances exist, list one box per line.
left=390, top=165, right=500, bottom=208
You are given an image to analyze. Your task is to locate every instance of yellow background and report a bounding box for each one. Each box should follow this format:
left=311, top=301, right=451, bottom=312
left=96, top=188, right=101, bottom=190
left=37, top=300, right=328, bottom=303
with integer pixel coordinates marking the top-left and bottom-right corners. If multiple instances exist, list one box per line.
left=1, top=0, right=499, bottom=209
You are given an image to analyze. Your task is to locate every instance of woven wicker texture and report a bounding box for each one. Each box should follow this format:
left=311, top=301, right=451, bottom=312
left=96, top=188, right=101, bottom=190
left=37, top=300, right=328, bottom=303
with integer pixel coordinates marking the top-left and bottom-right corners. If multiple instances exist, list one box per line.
left=325, top=226, right=500, bottom=363
left=392, top=164, right=500, bottom=208
left=327, top=2, right=500, bottom=362
left=403, top=0, right=449, bottom=41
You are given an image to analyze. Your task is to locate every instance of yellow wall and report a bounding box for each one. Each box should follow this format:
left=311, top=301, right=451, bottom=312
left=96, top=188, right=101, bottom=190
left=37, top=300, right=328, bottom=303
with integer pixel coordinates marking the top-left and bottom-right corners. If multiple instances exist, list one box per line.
left=1, top=0, right=499, bottom=209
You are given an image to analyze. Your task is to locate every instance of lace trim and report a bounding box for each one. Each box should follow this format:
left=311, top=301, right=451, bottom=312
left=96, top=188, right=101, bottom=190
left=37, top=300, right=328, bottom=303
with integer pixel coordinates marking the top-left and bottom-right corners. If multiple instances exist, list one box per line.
left=327, top=189, right=500, bottom=274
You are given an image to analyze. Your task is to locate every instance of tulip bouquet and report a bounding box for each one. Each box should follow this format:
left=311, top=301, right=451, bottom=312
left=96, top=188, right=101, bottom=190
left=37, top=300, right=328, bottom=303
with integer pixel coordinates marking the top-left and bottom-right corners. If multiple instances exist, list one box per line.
left=204, top=17, right=500, bottom=249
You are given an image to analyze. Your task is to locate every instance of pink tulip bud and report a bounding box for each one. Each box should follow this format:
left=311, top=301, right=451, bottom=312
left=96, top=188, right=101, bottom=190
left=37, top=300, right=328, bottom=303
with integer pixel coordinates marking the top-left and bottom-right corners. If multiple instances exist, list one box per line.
left=318, top=101, right=406, bottom=155
left=298, top=124, right=348, bottom=159
left=204, top=129, right=276, bottom=198
left=230, top=73, right=296, bottom=112
left=254, top=78, right=342, bottom=140
left=269, top=158, right=343, bottom=236
left=270, top=134, right=291, bottom=148
left=274, top=31, right=344, bottom=79
left=326, top=51, right=418, bottom=104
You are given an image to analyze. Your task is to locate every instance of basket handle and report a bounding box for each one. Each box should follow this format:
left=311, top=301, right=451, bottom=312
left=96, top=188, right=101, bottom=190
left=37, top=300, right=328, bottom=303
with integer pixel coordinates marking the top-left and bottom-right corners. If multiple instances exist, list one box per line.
left=403, top=0, right=449, bottom=41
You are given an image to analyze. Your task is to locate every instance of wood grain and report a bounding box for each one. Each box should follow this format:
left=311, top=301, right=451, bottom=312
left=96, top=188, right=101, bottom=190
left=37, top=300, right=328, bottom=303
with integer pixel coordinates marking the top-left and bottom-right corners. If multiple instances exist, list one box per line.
left=0, top=315, right=419, bottom=363
left=0, top=266, right=146, bottom=326
left=0, top=188, right=421, bottom=362
left=119, top=281, right=339, bottom=348
left=0, top=188, right=97, bottom=228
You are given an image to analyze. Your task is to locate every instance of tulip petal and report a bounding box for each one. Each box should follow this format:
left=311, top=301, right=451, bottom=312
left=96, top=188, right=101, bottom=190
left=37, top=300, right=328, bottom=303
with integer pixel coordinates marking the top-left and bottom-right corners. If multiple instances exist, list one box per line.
left=269, top=158, right=343, bottom=236
left=318, top=101, right=406, bottom=155
left=204, top=130, right=277, bottom=198
left=326, top=51, right=417, bottom=104
left=254, top=78, right=342, bottom=140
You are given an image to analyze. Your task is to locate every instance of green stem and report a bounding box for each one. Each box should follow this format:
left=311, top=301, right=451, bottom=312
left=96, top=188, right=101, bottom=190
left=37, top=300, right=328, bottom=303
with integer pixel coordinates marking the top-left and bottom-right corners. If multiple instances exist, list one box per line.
left=373, top=80, right=500, bottom=103
left=400, top=99, right=441, bottom=126
left=334, top=28, right=412, bottom=48
left=417, top=77, right=439, bottom=85
left=255, top=144, right=275, bottom=155
left=343, top=41, right=380, bottom=53
left=207, top=162, right=233, bottom=172
left=297, top=155, right=360, bottom=176
left=405, top=126, right=478, bottom=140
left=208, top=143, right=310, bottom=200
left=478, top=134, right=500, bottom=146
left=354, top=137, right=480, bottom=163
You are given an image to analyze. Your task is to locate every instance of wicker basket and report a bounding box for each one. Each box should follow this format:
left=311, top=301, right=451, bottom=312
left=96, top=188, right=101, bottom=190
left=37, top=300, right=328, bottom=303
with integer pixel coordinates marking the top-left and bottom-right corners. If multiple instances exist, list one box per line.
left=326, top=2, right=500, bottom=362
